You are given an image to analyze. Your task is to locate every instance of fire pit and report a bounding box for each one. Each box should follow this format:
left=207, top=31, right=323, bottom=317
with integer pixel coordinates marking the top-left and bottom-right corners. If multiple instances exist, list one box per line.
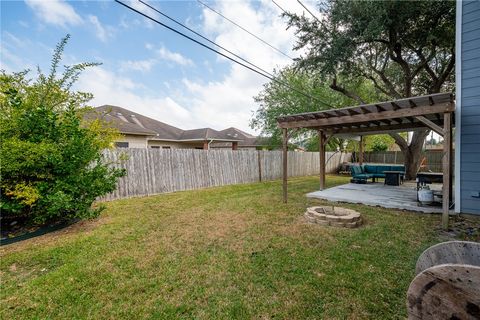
left=304, top=206, right=362, bottom=228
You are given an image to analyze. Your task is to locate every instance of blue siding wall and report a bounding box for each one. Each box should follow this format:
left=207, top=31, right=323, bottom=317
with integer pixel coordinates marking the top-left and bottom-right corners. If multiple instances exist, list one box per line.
left=460, top=1, right=480, bottom=214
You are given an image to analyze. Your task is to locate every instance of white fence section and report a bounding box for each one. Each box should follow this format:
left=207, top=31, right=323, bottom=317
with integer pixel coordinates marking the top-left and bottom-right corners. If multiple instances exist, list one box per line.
left=101, top=149, right=351, bottom=200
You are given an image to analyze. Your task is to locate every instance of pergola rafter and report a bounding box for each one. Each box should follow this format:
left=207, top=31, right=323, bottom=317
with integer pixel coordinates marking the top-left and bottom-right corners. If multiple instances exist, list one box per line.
left=277, top=93, right=455, bottom=228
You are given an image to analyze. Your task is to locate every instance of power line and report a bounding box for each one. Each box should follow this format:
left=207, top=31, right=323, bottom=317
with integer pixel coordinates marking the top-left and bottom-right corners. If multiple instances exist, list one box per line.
left=297, top=0, right=322, bottom=24
left=196, top=0, right=294, bottom=61
left=138, top=0, right=276, bottom=82
left=114, top=0, right=333, bottom=108
left=272, top=0, right=288, bottom=15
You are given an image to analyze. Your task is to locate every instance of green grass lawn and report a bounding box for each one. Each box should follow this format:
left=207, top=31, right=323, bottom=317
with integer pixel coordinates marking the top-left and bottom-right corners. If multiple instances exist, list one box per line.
left=1, top=175, right=448, bottom=319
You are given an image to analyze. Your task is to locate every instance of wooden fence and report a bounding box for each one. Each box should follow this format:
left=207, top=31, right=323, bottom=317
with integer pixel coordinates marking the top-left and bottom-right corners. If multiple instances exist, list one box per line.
left=101, top=149, right=351, bottom=200
left=363, top=150, right=450, bottom=172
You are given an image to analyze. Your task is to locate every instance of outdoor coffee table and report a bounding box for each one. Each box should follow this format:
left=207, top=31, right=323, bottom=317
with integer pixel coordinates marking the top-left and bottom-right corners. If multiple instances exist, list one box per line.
left=384, top=171, right=403, bottom=186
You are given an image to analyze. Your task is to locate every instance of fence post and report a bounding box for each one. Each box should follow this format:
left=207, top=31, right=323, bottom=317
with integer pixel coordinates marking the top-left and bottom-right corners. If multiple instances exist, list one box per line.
left=257, top=150, right=262, bottom=182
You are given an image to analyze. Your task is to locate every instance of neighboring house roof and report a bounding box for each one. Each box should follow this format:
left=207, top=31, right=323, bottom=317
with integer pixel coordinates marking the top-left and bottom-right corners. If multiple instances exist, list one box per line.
left=213, top=127, right=270, bottom=147
left=94, top=105, right=184, bottom=140
left=180, top=128, right=238, bottom=141
left=86, top=105, right=259, bottom=143
left=83, top=110, right=157, bottom=136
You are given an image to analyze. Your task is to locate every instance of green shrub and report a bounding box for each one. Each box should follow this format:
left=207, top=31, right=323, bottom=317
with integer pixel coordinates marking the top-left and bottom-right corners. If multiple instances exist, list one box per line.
left=0, top=35, right=125, bottom=225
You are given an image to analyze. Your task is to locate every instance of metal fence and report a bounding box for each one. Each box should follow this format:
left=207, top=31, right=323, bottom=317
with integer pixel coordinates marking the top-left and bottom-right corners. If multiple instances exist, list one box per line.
left=101, top=149, right=351, bottom=200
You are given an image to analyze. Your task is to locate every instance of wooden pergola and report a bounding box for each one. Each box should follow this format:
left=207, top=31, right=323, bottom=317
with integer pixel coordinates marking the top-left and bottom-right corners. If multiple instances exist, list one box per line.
left=277, top=92, right=455, bottom=228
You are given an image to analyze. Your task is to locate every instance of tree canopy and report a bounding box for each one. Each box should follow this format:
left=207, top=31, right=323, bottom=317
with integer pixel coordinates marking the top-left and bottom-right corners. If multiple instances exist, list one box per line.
left=288, top=0, right=455, bottom=100
left=0, top=35, right=124, bottom=226
left=251, top=0, right=455, bottom=178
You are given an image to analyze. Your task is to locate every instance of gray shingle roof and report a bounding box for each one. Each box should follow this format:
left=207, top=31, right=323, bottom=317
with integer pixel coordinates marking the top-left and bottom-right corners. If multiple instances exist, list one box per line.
left=94, top=105, right=183, bottom=139
left=213, top=128, right=269, bottom=147
left=83, top=109, right=157, bottom=136
left=87, top=105, right=247, bottom=142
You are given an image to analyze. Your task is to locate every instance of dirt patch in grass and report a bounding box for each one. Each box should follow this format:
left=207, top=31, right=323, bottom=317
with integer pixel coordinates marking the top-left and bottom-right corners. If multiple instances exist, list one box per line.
left=0, top=216, right=110, bottom=256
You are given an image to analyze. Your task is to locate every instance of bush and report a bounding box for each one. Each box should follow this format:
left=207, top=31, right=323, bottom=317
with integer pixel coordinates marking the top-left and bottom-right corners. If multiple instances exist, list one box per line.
left=0, top=35, right=125, bottom=225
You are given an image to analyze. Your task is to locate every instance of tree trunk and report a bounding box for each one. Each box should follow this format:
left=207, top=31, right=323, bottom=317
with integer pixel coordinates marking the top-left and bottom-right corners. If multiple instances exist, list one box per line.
left=390, top=130, right=430, bottom=180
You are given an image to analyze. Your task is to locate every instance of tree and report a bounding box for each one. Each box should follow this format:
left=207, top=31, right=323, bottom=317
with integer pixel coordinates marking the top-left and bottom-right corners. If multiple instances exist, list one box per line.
left=285, top=0, right=455, bottom=179
left=365, top=135, right=395, bottom=152
left=0, top=35, right=125, bottom=225
left=251, top=67, right=381, bottom=150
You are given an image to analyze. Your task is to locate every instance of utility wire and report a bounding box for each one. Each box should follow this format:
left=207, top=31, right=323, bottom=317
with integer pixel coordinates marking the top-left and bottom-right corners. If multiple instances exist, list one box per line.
left=115, top=0, right=332, bottom=108
left=196, top=0, right=294, bottom=61
left=297, top=0, right=322, bottom=24
left=139, top=0, right=276, bottom=82
left=272, top=0, right=288, bottom=15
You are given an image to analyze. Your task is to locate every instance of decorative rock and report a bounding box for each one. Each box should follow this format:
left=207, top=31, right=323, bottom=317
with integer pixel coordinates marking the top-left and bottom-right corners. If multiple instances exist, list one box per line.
left=315, top=220, right=330, bottom=226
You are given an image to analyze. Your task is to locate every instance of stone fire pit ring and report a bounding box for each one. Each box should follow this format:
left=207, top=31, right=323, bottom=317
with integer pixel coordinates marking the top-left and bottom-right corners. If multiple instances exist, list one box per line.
left=305, top=206, right=362, bottom=228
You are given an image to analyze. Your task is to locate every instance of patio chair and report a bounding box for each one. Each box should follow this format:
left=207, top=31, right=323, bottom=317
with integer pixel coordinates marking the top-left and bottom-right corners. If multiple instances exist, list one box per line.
left=406, top=241, right=480, bottom=319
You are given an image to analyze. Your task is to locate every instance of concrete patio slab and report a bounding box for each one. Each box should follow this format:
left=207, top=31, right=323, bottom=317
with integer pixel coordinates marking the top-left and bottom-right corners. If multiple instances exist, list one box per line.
left=307, top=182, right=443, bottom=214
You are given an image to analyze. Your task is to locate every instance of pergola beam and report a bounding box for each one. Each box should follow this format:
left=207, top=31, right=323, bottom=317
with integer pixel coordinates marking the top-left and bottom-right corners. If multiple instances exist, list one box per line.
left=278, top=102, right=454, bottom=129
left=415, top=116, right=444, bottom=136
left=319, top=130, right=326, bottom=190
left=359, top=136, right=364, bottom=165
left=442, top=112, right=452, bottom=229
left=324, top=121, right=441, bottom=135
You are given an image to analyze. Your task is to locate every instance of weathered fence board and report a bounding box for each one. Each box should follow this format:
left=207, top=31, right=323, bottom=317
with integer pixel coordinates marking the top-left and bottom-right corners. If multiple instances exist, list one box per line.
left=100, top=149, right=351, bottom=201
left=363, top=150, right=451, bottom=172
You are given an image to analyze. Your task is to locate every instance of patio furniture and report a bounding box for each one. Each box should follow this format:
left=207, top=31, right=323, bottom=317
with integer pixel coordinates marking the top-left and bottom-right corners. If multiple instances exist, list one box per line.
left=383, top=171, right=403, bottom=186
left=350, top=164, right=405, bottom=183
left=407, top=241, right=480, bottom=319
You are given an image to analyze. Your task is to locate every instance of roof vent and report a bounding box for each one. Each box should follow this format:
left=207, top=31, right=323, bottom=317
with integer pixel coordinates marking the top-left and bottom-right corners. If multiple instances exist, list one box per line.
left=130, top=114, right=145, bottom=128
left=116, top=112, right=129, bottom=123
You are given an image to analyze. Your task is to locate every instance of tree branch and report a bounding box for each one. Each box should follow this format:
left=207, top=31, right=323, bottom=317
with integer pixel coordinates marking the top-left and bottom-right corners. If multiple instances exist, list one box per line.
left=387, top=28, right=412, bottom=97
left=329, top=77, right=366, bottom=104
left=389, top=132, right=408, bottom=151
left=364, top=54, right=403, bottom=98
left=433, top=50, right=455, bottom=92
left=366, top=74, right=392, bottom=97
left=413, top=47, right=438, bottom=81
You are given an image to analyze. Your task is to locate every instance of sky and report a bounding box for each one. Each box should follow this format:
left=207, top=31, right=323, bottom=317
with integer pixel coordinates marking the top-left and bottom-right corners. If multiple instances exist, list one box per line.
left=1, top=0, right=319, bottom=134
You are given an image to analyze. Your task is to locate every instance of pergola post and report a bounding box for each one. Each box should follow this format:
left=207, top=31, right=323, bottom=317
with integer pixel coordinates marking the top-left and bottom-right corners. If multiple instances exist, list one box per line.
left=282, top=128, right=288, bottom=203
left=359, top=135, right=364, bottom=165
left=442, top=112, right=452, bottom=229
left=319, top=130, right=326, bottom=190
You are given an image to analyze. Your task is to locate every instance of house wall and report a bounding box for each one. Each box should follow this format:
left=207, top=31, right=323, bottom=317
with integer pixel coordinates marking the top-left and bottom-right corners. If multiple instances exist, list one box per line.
left=147, top=140, right=204, bottom=149
left=116, top=134, right=148, bottom=148
left=456, top=1, right=480, bottom=215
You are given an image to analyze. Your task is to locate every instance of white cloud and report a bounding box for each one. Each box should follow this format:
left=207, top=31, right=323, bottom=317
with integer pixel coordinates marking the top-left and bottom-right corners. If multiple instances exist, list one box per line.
left=88, top=15, right=114, bottom=42
left=177, top=0, right=303, bottom=133
left=120, top=59, right=157, bottom=73
left=76, top=67, right=195, bottom=129
left=25, top=0, right=82, bottom=27
left=156, top=46, right=194, bottom=67
left=118, top=44, right=193, bottom=74
left=74, top=0, right=315, bottom=134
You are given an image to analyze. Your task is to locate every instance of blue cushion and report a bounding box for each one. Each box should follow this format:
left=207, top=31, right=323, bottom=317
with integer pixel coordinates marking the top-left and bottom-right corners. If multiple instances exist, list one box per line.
left=373, top=173, right=386, bottom=178
left=390, top=165, right=405, bottom=172
left=351, top=165, right=363, bottom=176
left=355, top=173, right=374, bottom=179
left=364, top=165, right=377, bottom=174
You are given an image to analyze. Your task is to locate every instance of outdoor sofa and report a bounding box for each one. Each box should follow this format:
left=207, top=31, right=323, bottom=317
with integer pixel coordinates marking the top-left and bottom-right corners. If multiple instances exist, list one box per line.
left=350, top=164, right=405, bottom=183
